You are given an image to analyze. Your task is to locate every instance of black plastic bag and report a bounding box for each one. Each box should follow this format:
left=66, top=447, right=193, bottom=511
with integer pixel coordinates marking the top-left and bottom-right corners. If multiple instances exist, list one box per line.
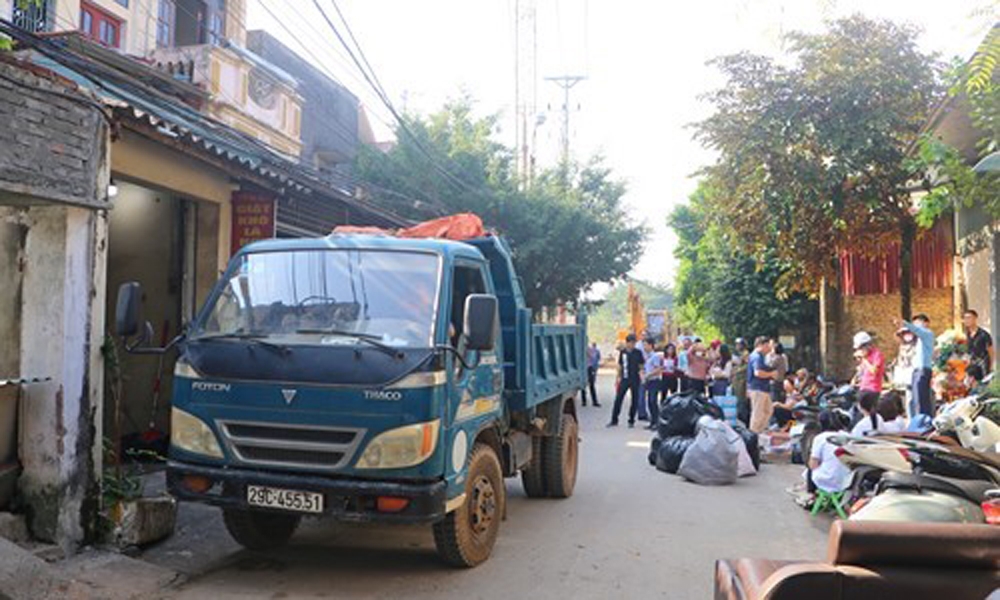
left=655, top=435, right=696, bottom=474
left=731, top=421, right=760, bottom=471
left=658, top=394, right=724, bottom=438
left=648, top=434, right=663, bottom=466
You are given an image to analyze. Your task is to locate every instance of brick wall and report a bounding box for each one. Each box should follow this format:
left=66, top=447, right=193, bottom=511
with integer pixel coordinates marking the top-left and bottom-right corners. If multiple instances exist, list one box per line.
left=827, top=287, right=954, bottom=379
left=0, top=59, right=107, bottom=206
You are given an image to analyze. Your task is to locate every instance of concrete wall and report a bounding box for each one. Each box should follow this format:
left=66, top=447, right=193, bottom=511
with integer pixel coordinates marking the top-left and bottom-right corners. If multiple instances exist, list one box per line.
left=0, top=214, right=26, bottom=506
left=12, top=205, right=107, bottom=550
left=195, top=201, right=221, bottom=307
left=963, top=247, right=991, bottom=329
left=824, top=287, right=954, bottom=379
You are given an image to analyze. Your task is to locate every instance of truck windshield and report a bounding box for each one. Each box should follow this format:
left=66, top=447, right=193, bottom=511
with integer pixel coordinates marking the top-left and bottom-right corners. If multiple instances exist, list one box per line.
left=193, top=250, right=440, bottom=347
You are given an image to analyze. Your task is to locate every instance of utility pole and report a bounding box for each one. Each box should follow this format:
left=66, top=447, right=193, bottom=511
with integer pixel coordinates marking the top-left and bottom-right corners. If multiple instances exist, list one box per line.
left=514, top=0, right=537, bottom=188
left=545, top=75, right=586, bottom=169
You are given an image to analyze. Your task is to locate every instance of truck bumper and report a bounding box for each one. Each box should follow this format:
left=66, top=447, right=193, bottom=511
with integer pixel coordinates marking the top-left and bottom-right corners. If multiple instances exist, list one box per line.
left=167, top=461, right=448, bottom=524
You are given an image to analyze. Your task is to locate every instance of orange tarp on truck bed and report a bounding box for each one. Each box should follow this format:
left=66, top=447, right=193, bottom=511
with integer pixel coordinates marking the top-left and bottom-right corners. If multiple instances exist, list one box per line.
left=332, top=213, right=487, bottom=241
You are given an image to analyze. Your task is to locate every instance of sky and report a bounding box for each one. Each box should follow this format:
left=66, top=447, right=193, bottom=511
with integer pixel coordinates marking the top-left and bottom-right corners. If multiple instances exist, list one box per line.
left=246, top=0, right=993, bottom=291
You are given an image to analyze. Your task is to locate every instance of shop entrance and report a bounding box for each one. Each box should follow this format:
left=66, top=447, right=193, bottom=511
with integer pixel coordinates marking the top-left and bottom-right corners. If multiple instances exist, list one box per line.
left=104, top=180, right=221, bottom=452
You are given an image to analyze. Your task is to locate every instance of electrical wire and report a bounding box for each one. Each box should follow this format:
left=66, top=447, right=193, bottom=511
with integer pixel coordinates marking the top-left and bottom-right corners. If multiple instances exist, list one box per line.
left=312, top=0, right=484, bottom=197
left=4, top=8, right=444, bottom=218
left=253, top=0, right=388, bottom=152
left=137, top=0, right=440, bottom=215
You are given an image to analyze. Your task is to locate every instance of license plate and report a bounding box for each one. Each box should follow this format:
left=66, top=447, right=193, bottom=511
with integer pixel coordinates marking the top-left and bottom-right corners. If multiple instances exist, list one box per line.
left=246, top=485, right=324, bottom=514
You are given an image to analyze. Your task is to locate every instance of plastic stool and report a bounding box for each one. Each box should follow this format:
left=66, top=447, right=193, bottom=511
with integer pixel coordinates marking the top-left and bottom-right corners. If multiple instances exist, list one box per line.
left=811, top=489, right=848, bottom=519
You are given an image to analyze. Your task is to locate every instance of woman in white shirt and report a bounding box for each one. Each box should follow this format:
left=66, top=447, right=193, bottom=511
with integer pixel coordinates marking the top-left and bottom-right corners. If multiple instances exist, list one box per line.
left=851, top=390, right=887, bottom=437
left=803, top=410, right=853, bottom=505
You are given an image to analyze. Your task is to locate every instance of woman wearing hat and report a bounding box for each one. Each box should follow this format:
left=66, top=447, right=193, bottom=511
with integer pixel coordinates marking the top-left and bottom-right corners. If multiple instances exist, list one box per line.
left=853, top=331, right=885, bottom=394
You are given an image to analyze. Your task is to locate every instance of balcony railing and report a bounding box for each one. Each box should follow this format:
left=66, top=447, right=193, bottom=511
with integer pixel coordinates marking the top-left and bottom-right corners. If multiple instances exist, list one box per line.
left=12, top=0, right=51, bottom=33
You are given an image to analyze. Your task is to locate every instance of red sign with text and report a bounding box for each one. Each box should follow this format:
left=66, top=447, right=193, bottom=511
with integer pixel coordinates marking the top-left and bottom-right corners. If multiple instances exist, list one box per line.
left=230, top=192, right=276, bottom=255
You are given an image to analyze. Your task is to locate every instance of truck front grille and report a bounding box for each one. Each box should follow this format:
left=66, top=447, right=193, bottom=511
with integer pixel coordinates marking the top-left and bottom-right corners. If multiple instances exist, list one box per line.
left=217, top=420, right=365, bottom=472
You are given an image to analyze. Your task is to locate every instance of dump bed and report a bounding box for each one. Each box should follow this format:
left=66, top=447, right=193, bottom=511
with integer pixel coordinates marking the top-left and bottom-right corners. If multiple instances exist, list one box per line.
left=467, top=237, right=586, bottom=412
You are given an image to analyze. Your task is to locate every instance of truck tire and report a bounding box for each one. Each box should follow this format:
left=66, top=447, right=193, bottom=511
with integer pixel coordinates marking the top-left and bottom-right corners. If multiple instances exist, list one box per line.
left=542, top=412, right=579, bottom=498
left=520, top=435, right=547, bottom=498
left=433, top=443, right=504, bottom=568
left=222, top=508, right=300, bottom=551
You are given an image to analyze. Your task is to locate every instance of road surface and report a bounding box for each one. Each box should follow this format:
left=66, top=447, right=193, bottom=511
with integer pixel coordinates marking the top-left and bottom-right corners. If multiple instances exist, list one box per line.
left=161, top=373, right=829, bottom=599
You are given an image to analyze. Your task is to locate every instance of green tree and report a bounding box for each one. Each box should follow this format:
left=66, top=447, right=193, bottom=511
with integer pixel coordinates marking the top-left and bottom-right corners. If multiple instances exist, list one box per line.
left=669, top=181, right=817, bottom=342
left=694, top=16, right=944, bottom=319
left=355, top=100, right=646, bottom=309
left=915, top=23, right=1000, bottom=223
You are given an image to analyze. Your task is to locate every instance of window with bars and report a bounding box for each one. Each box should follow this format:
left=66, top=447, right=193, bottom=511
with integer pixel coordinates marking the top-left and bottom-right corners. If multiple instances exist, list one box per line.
left=12, top=0, right=51, bottom=33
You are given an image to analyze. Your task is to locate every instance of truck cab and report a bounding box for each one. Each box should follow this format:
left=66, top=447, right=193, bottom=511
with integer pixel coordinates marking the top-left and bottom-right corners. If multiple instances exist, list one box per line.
left=116, top=232, right=584, bottom=567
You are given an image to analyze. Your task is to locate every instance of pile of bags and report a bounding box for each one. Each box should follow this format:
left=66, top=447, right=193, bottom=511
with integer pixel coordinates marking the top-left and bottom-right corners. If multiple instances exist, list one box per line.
left=647, top=392, right=760, bottom=485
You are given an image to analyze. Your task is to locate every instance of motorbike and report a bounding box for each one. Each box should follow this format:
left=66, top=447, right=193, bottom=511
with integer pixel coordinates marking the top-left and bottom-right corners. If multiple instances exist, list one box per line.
left=851, top=470, right=998, bottom=524
left=830, top=431, right=1000, bottom=523
left=933, top=395, right=1000, bottom=453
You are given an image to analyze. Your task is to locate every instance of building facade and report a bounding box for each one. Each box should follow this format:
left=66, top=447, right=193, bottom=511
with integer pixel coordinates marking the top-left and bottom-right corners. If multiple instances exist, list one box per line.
left=0, top=1, right=404, bottom=550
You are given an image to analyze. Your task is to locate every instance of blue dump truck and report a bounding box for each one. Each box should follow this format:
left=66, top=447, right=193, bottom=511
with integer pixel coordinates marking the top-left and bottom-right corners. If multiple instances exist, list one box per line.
left=116, top=233, right=585, bottom=567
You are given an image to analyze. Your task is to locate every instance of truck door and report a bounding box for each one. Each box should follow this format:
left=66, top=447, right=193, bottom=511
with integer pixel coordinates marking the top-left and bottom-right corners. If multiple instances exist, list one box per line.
left=449, top=262, right=502, bottom=426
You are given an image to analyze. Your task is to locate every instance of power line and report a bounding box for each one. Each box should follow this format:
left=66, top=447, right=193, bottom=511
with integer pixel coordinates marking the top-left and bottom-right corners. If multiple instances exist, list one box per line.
left=249, top=1, right=450, bottom=215
left=256, top=0, right=397, bottom=131
left=252, top=0, right=380, bottom=151
left=310, top=0, right=483, bottom=197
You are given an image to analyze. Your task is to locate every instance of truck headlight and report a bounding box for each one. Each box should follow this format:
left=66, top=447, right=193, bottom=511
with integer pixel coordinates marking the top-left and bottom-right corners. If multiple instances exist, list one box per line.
left=174, top=360, right=202, bottom=379
left=356, top=420, right=440, bottom=469
left=171, top=407, right=224, bottom=458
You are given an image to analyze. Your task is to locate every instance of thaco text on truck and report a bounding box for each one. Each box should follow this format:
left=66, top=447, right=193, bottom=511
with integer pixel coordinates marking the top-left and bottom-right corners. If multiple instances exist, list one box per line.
left=115, top=223, right=586, bottom=567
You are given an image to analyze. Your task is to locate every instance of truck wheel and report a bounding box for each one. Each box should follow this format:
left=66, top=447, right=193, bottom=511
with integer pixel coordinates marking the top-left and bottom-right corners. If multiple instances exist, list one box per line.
left=222, top=508, right=300, bottom=551
left=520, top=435, right=547, bottom=498
left=543, top=412, right=579, bottom=498
left=433, top=443, right=504, bottom=568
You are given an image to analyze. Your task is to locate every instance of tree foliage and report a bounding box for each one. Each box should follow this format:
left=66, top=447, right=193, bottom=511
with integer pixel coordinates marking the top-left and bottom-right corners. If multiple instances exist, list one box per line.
left=355, top=100, right=646, bottom=309
left=693, top=16, right=944, bottom=317
left=669, top=181, right=817, bottom=342
left=914, top=22, right=1000, bottom=225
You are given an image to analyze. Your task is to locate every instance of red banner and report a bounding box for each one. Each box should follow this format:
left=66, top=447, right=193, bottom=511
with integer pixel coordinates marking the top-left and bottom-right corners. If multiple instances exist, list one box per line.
left=230, top=192, right=276, bottom=255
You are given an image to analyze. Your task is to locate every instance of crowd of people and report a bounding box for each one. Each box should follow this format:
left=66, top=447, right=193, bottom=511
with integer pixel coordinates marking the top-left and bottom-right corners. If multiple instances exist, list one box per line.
left=586, top=333, right=799, bottom=434
left=583, top=308, right=994, bottom=440
left=849, top=310, right=993, bottom=424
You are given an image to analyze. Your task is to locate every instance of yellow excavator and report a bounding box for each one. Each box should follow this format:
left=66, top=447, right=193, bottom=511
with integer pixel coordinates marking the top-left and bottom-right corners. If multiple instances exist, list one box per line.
left=616, top=282, right=646, bottom=346
left=616, top=282, right=669, bottom=347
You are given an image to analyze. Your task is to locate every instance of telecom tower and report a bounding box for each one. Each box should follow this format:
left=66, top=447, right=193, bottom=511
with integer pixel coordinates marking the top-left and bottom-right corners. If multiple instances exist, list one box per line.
left=514, top=0, right=537, bottom=185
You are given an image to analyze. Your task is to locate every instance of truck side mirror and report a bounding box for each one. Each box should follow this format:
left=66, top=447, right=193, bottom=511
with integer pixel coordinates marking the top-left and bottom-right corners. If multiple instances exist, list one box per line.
left=464, top=294, right=498, bottom=352
left=115, top=282, right=143, bottom=337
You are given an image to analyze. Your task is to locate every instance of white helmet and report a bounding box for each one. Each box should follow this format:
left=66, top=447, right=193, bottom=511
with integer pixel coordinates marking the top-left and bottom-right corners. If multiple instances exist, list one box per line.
left=853, top=331, right=873, bottom=349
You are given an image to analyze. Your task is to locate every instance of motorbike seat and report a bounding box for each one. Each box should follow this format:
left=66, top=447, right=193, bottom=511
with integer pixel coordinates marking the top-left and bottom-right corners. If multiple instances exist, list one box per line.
left=879, top=471, right=996, bottom=504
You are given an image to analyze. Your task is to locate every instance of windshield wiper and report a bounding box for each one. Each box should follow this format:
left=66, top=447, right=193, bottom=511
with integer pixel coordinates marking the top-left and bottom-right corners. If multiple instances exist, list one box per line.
left=295, top=328, right=403, bottom=359
left=193, top=332, right=290, bottom=356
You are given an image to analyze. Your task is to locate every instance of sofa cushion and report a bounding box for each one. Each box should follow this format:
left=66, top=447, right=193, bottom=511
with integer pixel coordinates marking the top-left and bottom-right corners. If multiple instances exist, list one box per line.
left=756, top=563, right=843, bottom=600
left=828, top=520, right=1000, bottom=570
left=837, top=565, right=1000, bottom=600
